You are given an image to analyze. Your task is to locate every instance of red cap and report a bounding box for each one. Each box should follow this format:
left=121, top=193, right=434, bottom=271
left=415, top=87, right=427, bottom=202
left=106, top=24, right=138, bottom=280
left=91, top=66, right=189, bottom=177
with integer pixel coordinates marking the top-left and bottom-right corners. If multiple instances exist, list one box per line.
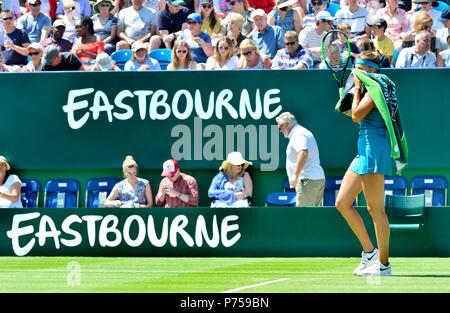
left=161, top=159, right=179, bottom=177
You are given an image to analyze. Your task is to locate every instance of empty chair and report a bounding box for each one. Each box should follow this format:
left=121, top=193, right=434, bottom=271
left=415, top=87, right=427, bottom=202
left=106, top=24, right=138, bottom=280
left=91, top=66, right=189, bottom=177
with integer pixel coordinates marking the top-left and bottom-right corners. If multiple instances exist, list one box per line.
left=384, top=176, right=408, bottom=196
left=44, top=179, right=80, bottom=208
left=149, top=48, right=172, bottom=70
left=85, top=178, right=120, bottom=208
left=385, top=194, right=425, bottom=231
left=265, top=192, right=296, bottom=206
left=323, top=177, right=358, bottom=206
left=411, top=176, right=448, bottom=207
left=283, top=177, right=295, bottom=192
left=21, top=179, right=40, bottom=208
left=433, top=1, right=448, bottom=11
left=110, top=49, right=132, bottom=70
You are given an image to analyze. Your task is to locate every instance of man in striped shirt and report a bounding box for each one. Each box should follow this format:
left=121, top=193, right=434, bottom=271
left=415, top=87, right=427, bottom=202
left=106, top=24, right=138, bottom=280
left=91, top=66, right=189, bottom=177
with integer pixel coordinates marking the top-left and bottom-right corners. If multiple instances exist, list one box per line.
left=271, top=30, right=314, bottom=69
left=155, top=159, right=199, bottom=208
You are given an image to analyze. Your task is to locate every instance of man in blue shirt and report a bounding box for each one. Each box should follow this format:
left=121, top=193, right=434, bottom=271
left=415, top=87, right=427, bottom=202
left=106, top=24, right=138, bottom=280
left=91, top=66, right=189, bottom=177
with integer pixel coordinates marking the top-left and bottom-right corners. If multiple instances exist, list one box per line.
left=17, top=0, right=51, bottom=43
left=248, top=9, right=285, bottom=59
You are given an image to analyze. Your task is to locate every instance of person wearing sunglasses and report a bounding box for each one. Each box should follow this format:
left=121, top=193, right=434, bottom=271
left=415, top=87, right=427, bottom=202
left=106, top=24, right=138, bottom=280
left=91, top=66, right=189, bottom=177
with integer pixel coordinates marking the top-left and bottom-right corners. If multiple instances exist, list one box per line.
left=395, top=29, right=436, bottom=67
left=267, top=0, right=302, bottom=34
left=272, top=30, right=314, bottom=69
left=374, top=0, right=409, bottom=50
left=23, top=42, right=43, bottom=71
left=208, top=151, right=253, bottom=208
left=237, top=38, right=272, bottom=69
left=302, top=0, right=328, bottom=29
left=40, top=19, right=72, bottom=52
left=0, top=10, right=31, bottom=66
left=408, top=0, right=444, bottom=32
left=206, top=36, right=238, bottom=69
left=105, top=155, right=154, bottom=208
left=92, top=0, right=118, bottom=55
left=199, top=0, right=223, bottom=38
left=17, top=0, right=51, bottom=43
left=401, top=11, right=436, bottom=51
left=167, top=39, right=199, bottom=69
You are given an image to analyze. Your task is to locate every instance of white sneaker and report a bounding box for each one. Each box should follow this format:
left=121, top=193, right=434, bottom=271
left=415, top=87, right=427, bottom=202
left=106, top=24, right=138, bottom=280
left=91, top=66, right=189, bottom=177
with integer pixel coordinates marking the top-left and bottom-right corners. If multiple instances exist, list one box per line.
left=353, top=248, right=378, bottom=275
left=357, top=260, right=392, bottom=276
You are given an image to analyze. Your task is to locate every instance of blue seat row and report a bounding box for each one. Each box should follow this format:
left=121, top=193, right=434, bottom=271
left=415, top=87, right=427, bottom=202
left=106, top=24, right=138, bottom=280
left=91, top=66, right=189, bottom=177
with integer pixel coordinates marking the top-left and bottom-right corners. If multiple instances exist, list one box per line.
left=265, top=175, right=448, bottom=207
left=20, top=178, right=120, bottom=208
left=110, top=49, right=172, bottom=71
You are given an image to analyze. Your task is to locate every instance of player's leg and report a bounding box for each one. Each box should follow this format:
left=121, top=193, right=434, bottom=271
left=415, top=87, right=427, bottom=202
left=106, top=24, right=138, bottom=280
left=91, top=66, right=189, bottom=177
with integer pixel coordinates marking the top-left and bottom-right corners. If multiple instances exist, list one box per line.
left=335, top=169, right=374, bottom=253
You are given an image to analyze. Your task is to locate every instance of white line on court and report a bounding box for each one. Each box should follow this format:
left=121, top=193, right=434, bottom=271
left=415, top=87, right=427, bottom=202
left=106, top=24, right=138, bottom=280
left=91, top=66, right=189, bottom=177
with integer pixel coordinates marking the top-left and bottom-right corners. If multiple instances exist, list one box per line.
left=220, top=278, right=290, bottom=293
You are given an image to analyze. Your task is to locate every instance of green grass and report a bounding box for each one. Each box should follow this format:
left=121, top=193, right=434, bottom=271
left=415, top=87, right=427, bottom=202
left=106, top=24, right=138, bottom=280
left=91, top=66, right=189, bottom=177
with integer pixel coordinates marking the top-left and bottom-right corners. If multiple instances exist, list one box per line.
left=0, top=257, right=449, bottom=293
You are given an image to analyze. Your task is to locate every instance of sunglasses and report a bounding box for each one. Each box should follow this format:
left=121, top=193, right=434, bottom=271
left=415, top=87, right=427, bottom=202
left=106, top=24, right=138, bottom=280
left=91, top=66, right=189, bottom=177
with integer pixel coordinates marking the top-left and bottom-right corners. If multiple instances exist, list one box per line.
left=230, top=0, right=242, bottom=5
left=219, top=46, right=229, bottom=50
left=176, top=49, right=187, bottom=53
left=2, top=17, right=14, bottom=21
left=100, top=3, right=110, bottom=6
left=29, top=3, right=41, bottom=6
left=311, top=1, right=322, bottom=5
left=285, top=41, right=297, bottom=46
left=187, top=21, right=198, bottom=24
left=28, top=51, right=40, bottom=56
left=65, top=6, right=76, bottom=11
left=126, top=172, right=137, bottom=177
left=202, top=4, right=212, bottom=8
left=242, top=50, right=253, bottom=56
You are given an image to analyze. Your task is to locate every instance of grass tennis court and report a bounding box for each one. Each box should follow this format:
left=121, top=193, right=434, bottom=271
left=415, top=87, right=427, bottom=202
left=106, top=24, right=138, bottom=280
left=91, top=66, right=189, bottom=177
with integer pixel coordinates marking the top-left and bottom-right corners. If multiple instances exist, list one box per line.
left=0, top=257, right=449, bottom=293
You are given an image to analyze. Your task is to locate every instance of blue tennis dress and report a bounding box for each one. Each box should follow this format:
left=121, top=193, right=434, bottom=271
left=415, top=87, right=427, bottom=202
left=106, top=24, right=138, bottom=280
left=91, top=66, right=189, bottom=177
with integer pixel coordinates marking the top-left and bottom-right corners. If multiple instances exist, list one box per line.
left=349, top=109, right=393, bottom=175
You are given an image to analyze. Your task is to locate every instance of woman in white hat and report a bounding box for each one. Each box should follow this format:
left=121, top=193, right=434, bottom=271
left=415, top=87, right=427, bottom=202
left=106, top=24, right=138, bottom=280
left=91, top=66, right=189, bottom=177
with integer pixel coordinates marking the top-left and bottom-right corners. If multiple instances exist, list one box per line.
left=267, top=0, right=303, bottom=33
left=124, top=41, right=160, bottom=71
left=0, top=156, right=22, bottom=208
left=208, top=152, right=253, bottom=207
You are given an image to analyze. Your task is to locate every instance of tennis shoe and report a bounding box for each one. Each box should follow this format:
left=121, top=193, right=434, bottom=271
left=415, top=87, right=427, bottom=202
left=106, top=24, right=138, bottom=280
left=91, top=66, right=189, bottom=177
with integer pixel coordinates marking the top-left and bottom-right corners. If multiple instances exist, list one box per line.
left=357, top=260, right=392, bottom=276
left=353, top=248, right=378, bottom=275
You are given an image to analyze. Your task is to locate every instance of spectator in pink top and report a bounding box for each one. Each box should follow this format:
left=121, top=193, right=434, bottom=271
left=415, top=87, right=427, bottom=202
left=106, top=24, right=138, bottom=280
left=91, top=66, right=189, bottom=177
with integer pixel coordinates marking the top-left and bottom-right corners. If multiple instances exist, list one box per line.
left=375, top=0, right=409, bottom=49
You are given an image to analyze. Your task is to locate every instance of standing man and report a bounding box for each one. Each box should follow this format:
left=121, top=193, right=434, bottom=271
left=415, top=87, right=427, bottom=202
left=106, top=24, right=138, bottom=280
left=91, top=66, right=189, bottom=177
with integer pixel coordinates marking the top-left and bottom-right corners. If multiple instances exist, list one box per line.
left=276, top=112, right=325, bottom=207
left=17, top=0, right=51, bottom=43
left=155, top=159, right=199, bottom=208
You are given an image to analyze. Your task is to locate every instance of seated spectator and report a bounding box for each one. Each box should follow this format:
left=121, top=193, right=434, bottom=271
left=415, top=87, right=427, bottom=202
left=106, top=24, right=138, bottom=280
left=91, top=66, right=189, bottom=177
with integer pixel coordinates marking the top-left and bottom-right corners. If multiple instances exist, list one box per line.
left=395, top=30, right=436, bottom=67
left=73, top=16, right=105, bottom=67
left=200, top=0, right=223, bottom=39
left=298, top=10, right=334, bottom=66
left=271, top=30, right=314, bottom=68
left=61, top=1, right=78, bottom=43
left=208, top=151, right=253, bottom=208
left=302, top=0, right=328, bottom=29
left=17, top=0, right=51, bottom=43
left=206, top=36, right=239, bottom=69
left=23, top=42, right=43, bottom=71
left=336, top=22, right=360, bottom=63
left=91, top=52, right=121, bottom=70
left=401, top=11, right=436, bottom=51
left=56, top=0, right=92, bottom=20
left=26, top=0, right=57, bottom=18
left=0, top=155, right=22, bottom=208
left=223, top=12, right=246, bottom=54
left=247, top=0, right=275, bottom=15
left=408, top=0, right=444, bottom=31
left=116, top=0, right=157, bottom=51
left=1, top=10, right=31, bottom=66
left=436, top=8, right=450, bottom=65
left=248, top=9, right=285, bottom=59
left=335, top=0, right=370, bottom=42
left=167, top=39, right=199, bottom=69
left=176, top=13, right=213, bottom=65
left=374, top=0, right=409, bottom=50
left=356, top=38, right=390, bottom=67
left=155, top=159, right=199, bottom=208
left=367, top=17, right=394, bottom=63
left=143, top=0, right=164, bottom=11
left=40, top=19, right=72, bottom=52
left=41, top=45, right=85, bottom=70
left=227, top=0, right=253, bottom=37
left=437, top=34, right=450, bottom=67
left=267, top=0, right=302, bottom=34
left=150, top=0, right=190, bottom=51
left=318, top=42, right=352, bottom=69
left=104, top=155, right=153, bottom=208
left=92, top=0, right=118, bottom=55
left=124, top=41, right=161, bottom=70
left=238, top=38, right=272, bottom=69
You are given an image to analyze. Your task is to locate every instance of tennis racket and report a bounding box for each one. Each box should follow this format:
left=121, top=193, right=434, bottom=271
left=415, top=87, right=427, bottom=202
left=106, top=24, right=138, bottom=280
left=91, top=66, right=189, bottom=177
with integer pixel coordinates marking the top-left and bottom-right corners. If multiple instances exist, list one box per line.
left=321, top=30, right=352, bottom=92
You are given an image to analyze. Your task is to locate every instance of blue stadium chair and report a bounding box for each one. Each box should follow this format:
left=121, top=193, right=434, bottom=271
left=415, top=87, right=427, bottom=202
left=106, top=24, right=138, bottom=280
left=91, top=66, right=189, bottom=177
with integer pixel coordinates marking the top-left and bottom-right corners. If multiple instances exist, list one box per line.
left=392, top=49, right=399, bottom=67
left=325, top=2, right=341, bottom=17
left=283, top=177, right=295, bottom=192
left=21, top=179, right=40, bottom=208
left=149, top=49, right=172, bottom=70
left=433, top=1, right=448, bottom=11
left=85, top=178, right=120, bottom=208
left=411, top=176, right=448, bottom=207
left=44, top=179, right=80, bottom=208
left=323, top=177, right=357, bottom=206
left=384, top=176, right=408, bottom=196
left=110, top=49, right=132, bottom=70
left=265, top=192, right=296, bottom=206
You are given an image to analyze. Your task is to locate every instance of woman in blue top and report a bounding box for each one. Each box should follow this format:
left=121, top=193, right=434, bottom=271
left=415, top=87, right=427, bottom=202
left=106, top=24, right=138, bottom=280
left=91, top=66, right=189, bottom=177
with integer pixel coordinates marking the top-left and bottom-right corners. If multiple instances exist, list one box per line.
left=267, top=0, right=302, bottom=34
left=335, top=51, right=393, bottom=277
left=208, top=152, right=253, bottom=208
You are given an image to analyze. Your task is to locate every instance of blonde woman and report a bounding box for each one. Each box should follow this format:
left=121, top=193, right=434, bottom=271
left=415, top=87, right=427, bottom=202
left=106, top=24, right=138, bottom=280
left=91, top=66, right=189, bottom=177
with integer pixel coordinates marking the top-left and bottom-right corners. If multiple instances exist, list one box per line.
left=205, top=36, right=238, bottom=69
left=401, top=11, right=435, bottom=50
left=237, top=38, right=272, bottom=69
left=223, top=12, right=246, bottom=52
left=104, top=155, right=153, bottom=208
left=208, top=151, right=253, bottom=208
left=167, top=40, right=199, bottom=70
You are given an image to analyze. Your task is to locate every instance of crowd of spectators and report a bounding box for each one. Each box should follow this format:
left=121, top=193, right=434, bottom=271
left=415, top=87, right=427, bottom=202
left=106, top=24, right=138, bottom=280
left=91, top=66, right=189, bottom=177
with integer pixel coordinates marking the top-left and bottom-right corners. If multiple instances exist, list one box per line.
left=0, top=0, right=449, bottom=71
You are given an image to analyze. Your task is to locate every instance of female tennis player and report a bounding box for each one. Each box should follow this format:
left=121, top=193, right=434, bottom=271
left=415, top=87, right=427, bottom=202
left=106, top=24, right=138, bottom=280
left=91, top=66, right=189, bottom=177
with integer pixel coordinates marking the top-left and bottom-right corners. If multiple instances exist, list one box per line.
left=335, top=51, right=392, bottom=276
